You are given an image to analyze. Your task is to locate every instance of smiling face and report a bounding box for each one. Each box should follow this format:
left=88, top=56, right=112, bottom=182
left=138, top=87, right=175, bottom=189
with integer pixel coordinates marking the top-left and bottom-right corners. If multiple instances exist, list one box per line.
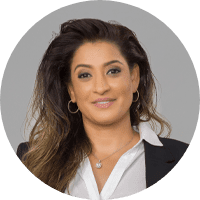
left=67, top=41, right=140, bottom=126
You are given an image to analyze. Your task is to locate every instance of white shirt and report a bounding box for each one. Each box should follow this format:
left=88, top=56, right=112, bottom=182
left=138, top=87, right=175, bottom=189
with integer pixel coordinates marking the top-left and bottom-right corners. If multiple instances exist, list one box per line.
left=65, top=122, right=163, bottom=200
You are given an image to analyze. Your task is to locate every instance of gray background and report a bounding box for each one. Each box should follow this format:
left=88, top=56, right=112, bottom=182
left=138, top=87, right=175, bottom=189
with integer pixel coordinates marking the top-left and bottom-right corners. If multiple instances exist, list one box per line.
left=1, top=0, right=199, bottom=153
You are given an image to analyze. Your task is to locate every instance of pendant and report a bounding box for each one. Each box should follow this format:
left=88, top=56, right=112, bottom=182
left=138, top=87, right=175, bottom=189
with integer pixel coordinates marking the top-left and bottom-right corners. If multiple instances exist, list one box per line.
left=96, top=160, right=102, bottom=169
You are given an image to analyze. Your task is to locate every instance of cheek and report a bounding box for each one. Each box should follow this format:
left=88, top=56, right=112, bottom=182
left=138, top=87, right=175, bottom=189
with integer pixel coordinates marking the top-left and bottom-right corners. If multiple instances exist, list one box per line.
left=74, top=83, right=92, bottom=103
left=113, top=76, right=132, bottom=94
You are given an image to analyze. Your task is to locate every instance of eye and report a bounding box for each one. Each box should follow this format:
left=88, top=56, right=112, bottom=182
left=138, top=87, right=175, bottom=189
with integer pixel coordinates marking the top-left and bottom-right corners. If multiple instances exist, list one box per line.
left=107, top=68, right=121, bottom=75
left=78, top=69, right=121, bottom=79
left=78, top=73, right=92, bottom=79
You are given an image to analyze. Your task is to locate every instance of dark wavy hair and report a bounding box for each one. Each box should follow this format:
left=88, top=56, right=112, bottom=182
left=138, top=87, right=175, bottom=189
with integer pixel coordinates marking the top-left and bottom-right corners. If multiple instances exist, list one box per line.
left=22, top=18, right=171, bottom=194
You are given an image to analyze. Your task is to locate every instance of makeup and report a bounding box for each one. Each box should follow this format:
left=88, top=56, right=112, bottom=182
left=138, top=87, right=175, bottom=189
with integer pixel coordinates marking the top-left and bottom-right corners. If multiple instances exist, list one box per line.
left=94, top=100, right=115, bottom=108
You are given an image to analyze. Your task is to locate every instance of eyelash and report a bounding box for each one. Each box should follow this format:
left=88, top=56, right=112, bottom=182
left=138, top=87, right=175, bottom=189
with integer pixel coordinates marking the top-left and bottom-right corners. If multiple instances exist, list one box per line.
left=78, top=68, right=121, bottom=79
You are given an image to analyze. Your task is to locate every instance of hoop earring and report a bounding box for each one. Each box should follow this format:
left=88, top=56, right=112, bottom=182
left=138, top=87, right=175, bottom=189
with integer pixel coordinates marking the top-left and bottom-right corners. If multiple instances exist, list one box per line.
left=68, top=100, right=79, bottom=114
left=133, top=90, right=139, bottom=102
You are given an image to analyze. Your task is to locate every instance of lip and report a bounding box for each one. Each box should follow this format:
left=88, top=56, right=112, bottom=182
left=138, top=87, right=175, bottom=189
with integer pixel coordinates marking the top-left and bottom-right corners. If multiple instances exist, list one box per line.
left=94, top=100, right=115, bottom=108
left=93, top=97, right=115, bottom=103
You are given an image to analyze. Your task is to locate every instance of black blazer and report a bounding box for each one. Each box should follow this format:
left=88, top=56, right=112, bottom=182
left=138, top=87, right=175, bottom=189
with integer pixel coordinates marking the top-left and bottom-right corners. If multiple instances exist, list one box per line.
left=16, top=137, right=189, bottom=188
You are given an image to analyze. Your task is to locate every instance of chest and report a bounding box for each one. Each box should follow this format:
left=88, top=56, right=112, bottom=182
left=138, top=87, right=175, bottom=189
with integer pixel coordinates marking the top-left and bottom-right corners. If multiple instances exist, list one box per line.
left=88, top=134, right=141, bottom=193
left=89, top=156, right=120, bottom=193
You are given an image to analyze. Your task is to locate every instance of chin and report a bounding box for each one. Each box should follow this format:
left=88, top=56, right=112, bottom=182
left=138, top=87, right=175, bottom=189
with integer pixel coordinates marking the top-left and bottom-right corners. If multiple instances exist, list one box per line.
left=93, top=118, right=117, bottom=126
left=92, top=112, right=124, bottom=126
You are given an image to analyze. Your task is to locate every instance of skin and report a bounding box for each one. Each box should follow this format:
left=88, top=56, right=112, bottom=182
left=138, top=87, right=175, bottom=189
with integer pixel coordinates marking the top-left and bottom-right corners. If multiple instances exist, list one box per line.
left=68, top=41, right=140, bottom=193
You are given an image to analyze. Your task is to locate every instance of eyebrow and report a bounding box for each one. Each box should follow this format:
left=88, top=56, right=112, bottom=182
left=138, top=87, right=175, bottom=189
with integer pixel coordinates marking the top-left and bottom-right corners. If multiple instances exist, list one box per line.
left=74, top=60, right=123, bottom=72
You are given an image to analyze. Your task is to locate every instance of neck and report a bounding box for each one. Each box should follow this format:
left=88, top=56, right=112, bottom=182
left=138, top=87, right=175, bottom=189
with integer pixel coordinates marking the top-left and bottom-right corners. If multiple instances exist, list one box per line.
left=82, top=111, right=137, bottom=155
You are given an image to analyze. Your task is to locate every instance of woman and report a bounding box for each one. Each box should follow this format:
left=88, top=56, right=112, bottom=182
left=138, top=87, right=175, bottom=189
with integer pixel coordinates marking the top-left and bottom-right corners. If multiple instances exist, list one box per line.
left=17, top=18, right=188, bottom=199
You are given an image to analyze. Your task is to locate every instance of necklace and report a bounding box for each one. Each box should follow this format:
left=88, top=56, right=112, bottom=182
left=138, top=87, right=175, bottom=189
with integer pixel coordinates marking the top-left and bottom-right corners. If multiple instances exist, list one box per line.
left=92, top=135, right=134, bottom=169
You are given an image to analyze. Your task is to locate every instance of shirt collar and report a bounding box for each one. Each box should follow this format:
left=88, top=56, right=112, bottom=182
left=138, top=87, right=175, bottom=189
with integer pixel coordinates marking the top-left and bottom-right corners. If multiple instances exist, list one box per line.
left=136, top=122, right=163, bottom=147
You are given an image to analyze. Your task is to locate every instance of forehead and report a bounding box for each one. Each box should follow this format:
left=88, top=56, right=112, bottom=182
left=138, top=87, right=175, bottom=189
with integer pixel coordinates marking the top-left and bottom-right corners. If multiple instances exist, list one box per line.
left=71, top=41, right=127, bottom=67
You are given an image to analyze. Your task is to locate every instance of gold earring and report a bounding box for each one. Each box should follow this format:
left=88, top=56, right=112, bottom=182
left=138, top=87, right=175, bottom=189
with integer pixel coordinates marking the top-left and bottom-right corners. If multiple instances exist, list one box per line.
left=68, top=100, right=79, bottom=114
left=133, top=90, right=139, bottom=102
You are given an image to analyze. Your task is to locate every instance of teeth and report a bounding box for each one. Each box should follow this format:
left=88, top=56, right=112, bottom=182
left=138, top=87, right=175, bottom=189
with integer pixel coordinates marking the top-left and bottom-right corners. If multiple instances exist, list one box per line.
left=97, top=101, right=110, bottom=104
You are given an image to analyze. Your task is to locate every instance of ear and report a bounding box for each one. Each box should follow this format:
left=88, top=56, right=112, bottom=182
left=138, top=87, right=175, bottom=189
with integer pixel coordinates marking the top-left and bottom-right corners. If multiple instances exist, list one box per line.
left=130, top=64, right=140, bottom=93
left=67, top=82, right=76, bottom=103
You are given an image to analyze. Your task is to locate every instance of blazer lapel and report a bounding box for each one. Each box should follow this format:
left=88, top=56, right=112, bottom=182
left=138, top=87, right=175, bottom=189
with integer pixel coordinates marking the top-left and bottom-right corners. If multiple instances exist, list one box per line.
left=144, top=139, right=176, bottom=188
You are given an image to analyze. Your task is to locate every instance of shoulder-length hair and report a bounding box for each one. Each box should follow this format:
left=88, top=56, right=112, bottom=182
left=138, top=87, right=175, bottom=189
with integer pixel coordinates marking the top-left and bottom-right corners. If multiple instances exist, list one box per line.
left=22, top=18, right=171, bottom=193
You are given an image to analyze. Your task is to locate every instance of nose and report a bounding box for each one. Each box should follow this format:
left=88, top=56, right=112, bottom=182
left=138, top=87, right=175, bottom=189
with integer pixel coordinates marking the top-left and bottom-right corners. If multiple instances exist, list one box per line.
left=93, top=73, right=110, bottom=94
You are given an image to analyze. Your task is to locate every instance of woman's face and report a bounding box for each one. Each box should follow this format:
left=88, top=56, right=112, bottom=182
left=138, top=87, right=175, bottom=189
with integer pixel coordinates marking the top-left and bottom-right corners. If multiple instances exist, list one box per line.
left=68, top=41, right=140, bottom=125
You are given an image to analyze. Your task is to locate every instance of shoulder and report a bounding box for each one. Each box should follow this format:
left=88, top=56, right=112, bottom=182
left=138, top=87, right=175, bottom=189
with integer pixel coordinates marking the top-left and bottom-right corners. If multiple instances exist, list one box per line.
left=16, top=142, right=29, bottom=161
left=158, top=137, right=189, bottom=161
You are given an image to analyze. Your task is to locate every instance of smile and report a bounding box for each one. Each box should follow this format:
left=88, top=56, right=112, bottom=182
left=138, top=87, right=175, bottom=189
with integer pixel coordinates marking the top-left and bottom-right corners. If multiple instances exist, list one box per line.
left=94, top=100, right=115, bottom=108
